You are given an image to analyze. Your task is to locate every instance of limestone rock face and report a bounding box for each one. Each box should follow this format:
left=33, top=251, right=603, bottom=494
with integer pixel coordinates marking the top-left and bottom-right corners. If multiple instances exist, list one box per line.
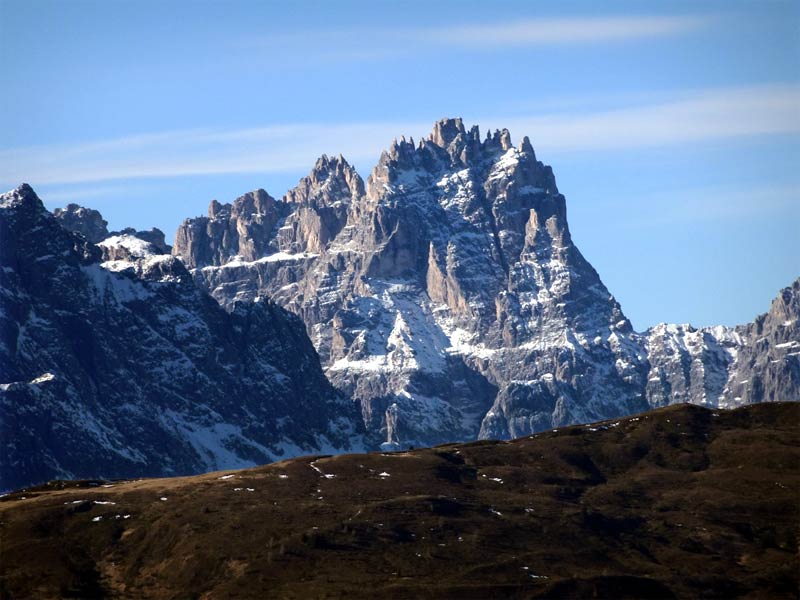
left=175, top=119, right=797, bottom=449
left=172, top=189, right=286, bottom=269
left=0, top=185, right=363, bottom=491
left=644, top=280, right=799, bottom=409
left=175, top=120, right=638, bottom=448
left=738, top=280, right=800, bottom=403
left=280, top=155, right=362, bottom=254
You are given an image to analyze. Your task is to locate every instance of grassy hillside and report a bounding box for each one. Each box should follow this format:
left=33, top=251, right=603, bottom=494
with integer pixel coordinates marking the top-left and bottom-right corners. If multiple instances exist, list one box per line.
left=1, top=402, right=798, bottom=599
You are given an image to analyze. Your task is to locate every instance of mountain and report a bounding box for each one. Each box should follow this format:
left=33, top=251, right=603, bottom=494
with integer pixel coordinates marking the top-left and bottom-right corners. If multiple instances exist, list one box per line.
left=174, top=118, right=799, bottom=449
left=2, top=402, right=797, bottom=599
left=645, top=280, right=799, bottom=407
left=0, top=185, right=363, bottom=491
left=2, top=119, right=796, bottom=489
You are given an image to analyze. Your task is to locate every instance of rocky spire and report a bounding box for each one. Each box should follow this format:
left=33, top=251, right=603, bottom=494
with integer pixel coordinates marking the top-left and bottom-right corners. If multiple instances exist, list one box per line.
left=520, top=135, right=535, bottom=158
left=173, top=189, right=284, bottom=268
left=208, top=199, right=226, bottom=219
left=429, top=117, right=466, bottom=148
left=284, top=154, right=365, bottom=205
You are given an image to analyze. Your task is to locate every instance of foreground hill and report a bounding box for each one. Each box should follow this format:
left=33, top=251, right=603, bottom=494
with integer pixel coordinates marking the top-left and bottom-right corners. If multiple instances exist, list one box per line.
left=2, top=402, right=797, bottom=599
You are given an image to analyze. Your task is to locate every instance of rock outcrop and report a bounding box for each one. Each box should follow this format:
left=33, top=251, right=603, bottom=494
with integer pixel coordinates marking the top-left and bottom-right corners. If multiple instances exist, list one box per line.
left=53, top=203, right=109, bottom=243
left=173, top=189, right=286, bottom=269
left=54, top=203, right=173, bottom=254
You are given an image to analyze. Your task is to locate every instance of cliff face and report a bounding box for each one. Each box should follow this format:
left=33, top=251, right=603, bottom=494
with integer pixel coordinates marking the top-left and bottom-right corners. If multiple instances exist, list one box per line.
left=174, top=118, right=796, bottom=449
left=0, top=185, right=363, bottom=491
left=644, top=280, right=799, bottom=408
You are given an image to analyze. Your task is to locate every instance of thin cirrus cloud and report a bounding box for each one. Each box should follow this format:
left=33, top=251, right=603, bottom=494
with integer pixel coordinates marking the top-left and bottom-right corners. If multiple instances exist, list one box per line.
left=1, top=84, right=798, bottom=188
left=495, top=84, right=800, bottom=153
left=583, top=182, right=800, bottom=229
left=244, top=15, right=709, bottom=54
left=235, top=15, right=710, bottom=65
left=429, top=15, right=709, bottom=46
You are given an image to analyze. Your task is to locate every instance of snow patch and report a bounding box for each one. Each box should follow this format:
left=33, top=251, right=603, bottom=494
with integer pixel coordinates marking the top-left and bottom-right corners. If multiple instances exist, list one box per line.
left=98, top=234, right=156, bottom=258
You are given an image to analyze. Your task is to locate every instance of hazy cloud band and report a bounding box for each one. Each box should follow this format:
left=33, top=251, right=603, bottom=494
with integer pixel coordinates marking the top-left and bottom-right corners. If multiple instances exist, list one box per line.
left=2, top=85, right=798, bottom=187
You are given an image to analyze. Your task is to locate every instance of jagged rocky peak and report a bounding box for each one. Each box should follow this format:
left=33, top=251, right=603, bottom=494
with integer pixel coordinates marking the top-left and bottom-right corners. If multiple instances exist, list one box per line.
left=187, top=119, right=646, bottom=447
left=730, top=278, right=799, bottom=404
left=1, top=183, right=46, bottom=213
left=366, top=117, right=556, bottom=203
left=0, top=185, right=186, bottom=287
left=204, top=188, right=277, bottom=221
left=429, top=116, right=468, bottom=148
left=178, top=119, right=797, bottom=450
left=235, top=188, right=277, bottom=218
left=642, top=278, right=799, bottom=409
left=98, top=226, right=173, bottom=265
left=284, top=154, right=365, bottom=206
left=173, top=188, right=287, bottom=269
left=274, top=155, right=365, bottom=254
left=426, top=118, right=519, bottom=158
left=53, top=202, right=109, bottom=243
left=1, top=185, right=102, bottom=270
left=760, top=278, right=799, bottom=334
left=205, top=188, right=280, bottom=226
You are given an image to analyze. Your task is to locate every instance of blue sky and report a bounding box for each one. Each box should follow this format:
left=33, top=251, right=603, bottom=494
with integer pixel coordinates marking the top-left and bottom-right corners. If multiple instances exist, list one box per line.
left=1, top=0, right=798, bottom=329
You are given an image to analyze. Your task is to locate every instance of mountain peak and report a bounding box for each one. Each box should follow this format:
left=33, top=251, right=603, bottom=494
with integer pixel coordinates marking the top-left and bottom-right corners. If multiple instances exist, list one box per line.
left=206, top=189, right=276, bottom=219
left=233, top=189, right=275, bottom=215
left=365, top=119, right=553, bottom=202
left=13, top=182, right=35, bottom=195
left=1, top=183, right=43, bottom=211
left=53, top=203, right=110, bottom=243
left=520, top=135, right=535, bottom=157
left=285, top=153, right=364, bottom=205
left=208, top=198, right=226, bottom=219
left=429, top=117, right=467, bottom=148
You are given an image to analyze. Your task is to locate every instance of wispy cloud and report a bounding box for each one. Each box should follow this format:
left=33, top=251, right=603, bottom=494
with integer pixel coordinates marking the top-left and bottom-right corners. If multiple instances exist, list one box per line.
left=432, top=16, right=708, bottom=46
left=1, top=84, right=798, bottom=188
left=0, top=122, right=428, bottom=186
left=32, top=183, right=151, bottom=203
left=236, top=15, right=710, bottom=66
left=491, top=84, right=800, bottom=153
left=245, top=15, right=708, bottom=49
left=582, top=181, right=800, bottom=230
left=657, top=182, right=800, bottom=223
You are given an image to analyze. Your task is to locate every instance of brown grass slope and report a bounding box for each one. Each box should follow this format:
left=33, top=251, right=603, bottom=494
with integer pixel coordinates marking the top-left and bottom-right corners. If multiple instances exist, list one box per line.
left=1, top=402, right=798, bottom=599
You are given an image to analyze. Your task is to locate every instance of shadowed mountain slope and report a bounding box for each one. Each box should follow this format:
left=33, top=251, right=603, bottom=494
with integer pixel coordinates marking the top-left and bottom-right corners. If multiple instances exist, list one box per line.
left=0, top=185, right=364, bottom=491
